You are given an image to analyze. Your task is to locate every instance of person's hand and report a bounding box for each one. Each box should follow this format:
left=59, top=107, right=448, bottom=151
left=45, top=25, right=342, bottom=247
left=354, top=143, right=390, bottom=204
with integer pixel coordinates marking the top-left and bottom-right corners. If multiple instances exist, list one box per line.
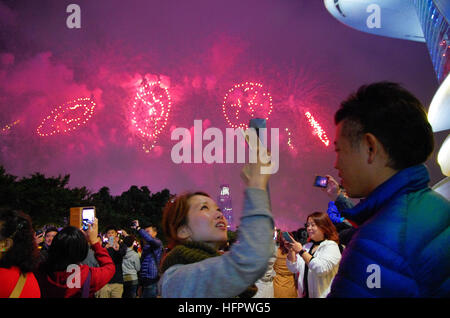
left=285, top=233, right=303, bottom=253
left=241, top=143, right=272, bottom=191
left=82, top=218, right=100, bottom=245
left=289, top=241, right=303, bottom=254
left=121, top=229, right=128, bottom=237
left=112, top=236, right=120, bottom=251
left=322, top=175, right=341, bottom=200
left=35, top=232, right=44, bottom=245
left=131, top=220, right=139, bottom=230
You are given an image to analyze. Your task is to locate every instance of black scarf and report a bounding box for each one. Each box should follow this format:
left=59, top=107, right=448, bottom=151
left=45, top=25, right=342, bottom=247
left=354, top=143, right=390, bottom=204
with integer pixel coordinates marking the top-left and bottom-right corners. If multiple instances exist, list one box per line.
left=303, top=239, right=324, bottom=298
left=160, top=241, right=258, bottom=298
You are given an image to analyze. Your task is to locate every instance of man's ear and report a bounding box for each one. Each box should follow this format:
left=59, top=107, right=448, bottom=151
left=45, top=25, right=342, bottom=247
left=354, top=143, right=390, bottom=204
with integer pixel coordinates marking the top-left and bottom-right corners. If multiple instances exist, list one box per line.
left=176, top=225, right=192, bottom=241
left=364, top=133, right=379, bottom=164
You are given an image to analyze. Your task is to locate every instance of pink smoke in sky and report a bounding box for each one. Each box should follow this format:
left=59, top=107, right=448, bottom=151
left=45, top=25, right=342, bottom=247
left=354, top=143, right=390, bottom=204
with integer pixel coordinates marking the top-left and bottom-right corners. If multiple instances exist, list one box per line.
left=0, top=0, right=442, bottom=230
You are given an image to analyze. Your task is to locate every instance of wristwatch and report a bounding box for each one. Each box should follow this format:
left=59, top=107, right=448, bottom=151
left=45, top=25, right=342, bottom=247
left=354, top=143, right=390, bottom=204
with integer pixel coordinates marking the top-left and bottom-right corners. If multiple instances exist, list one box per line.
left=298, top=249, right=306, bottom=256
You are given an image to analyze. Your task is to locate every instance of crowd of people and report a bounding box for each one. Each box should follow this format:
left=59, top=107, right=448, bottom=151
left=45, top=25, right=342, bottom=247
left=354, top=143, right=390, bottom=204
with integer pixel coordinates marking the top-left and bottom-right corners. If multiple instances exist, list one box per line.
left=0, top=82, right=449, bottom=298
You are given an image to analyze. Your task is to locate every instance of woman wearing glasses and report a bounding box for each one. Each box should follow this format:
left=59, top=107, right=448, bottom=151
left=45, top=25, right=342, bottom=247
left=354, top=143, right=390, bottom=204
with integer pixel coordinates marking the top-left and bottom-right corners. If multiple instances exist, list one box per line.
left=285, top=212, right=341, bottom=298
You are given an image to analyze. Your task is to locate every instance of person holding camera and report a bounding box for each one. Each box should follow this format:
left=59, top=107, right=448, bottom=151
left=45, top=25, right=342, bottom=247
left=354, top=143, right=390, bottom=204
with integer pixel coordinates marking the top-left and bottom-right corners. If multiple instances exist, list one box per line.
left=320, top=175, right=357, bottom=246
left=158, top=146, right=275, bottom=298
left=95, top=225, right=127, bottom=298
left=130, top=220, right=163, bottom=298
left=286, top=212, right=341, bottom=298
left=35, top=218, right=115, bottom=298
left=38, top=227, right=59, bottom=263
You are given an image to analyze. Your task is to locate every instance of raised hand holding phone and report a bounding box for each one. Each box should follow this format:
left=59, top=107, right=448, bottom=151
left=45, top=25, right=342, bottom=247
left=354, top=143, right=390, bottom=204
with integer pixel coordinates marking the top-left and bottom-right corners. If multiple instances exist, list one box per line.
left=241, top=118, right=273, bottom=194
left=82, top=217, right=100, bottom=245
left=282, top=231, right=294, bottom=243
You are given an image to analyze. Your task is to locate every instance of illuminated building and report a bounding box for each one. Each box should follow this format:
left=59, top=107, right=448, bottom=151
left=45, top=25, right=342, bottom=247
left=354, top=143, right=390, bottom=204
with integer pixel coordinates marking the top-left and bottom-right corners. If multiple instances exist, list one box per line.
left=218, top=184, right=233, bottom=230
left=324, top=0, right=449, bottom=83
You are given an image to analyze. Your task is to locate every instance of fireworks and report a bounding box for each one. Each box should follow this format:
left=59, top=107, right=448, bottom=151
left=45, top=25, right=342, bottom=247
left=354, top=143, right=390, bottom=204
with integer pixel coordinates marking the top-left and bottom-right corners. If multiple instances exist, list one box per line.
left=1, top=120, right=20, bottom=134
left=304, top=111, right=330, bottom=147
left=131, top=79, right=172, bottom=152
left=222, top=82, right=273, bottom=129
left=285, top=127, right=295, bottom=150
left=37, top=97, right=96, bottom=137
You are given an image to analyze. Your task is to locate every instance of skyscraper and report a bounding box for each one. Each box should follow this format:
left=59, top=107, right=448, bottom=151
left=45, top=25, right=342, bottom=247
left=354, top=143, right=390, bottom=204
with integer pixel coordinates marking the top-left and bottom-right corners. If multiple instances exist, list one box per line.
left=218, top=184, right=233, bottom=230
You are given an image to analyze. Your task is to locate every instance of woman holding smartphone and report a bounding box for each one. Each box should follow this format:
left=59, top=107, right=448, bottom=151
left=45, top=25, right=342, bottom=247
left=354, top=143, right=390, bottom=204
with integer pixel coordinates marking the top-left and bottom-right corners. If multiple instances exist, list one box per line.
left=286, top=212, right=341, bottom=298
left=158, top=149, right=275, bottom=298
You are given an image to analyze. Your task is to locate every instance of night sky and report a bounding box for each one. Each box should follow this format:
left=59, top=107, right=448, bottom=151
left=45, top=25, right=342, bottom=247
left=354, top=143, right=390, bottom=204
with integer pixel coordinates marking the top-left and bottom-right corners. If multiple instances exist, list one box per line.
left=0, top=0, right=446, bottom=231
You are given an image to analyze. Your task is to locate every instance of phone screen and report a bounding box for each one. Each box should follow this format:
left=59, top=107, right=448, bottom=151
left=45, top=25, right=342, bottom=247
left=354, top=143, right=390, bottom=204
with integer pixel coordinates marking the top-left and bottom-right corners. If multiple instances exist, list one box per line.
left=282, top=232, right=294, bottom=243
left=82, top=208, right=95, bottom=223
left=314, top=176, right=328, bottom=188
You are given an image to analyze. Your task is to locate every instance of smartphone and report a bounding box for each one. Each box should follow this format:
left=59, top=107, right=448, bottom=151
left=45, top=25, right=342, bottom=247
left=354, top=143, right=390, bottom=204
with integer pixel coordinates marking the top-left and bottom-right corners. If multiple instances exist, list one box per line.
left=81, top=207, right=95, bottom=231
left=313, top=176, right=328, bottom=188
left=282, top=231, right=294, bottom=243
left=108, top=236, right=114, bottom=246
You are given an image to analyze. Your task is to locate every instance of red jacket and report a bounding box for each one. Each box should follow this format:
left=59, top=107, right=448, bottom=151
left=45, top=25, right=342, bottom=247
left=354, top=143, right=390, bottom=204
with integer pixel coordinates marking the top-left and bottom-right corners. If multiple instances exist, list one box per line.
left=0, top=267, right=41, bottom=298
left=35, top=242, right=115, bottom=298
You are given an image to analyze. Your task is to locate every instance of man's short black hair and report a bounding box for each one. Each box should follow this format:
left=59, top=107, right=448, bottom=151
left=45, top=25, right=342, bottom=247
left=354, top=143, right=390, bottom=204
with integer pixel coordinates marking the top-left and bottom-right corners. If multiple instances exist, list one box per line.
left=142, top=223, right=157, bottom=232
left=104, top=225, right=118, bottom=233
left=45, top=227, right=59, bottom=236
left=123, top=235, right=136, bottom=248
left=334, top=82, right=434, bottom=170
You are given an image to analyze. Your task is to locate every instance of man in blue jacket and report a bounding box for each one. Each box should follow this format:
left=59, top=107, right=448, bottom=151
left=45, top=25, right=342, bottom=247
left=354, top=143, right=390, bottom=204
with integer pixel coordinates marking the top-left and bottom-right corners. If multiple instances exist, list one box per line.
left=328, top=82, right=449, bottom=297
left=131, top=220, right=163, bottom=298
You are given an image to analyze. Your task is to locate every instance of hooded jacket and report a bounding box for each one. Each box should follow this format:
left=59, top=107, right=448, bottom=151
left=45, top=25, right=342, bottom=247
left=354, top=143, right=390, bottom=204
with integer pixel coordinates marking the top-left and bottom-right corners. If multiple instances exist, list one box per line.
left=328, top=164, right=450, bottom=297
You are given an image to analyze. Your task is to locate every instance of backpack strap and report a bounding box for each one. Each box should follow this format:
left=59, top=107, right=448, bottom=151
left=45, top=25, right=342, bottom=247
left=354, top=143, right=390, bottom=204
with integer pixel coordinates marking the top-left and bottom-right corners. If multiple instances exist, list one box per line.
left=9, top=273, right=27, bottom=298
left=81, top=269, right=91, bottom=298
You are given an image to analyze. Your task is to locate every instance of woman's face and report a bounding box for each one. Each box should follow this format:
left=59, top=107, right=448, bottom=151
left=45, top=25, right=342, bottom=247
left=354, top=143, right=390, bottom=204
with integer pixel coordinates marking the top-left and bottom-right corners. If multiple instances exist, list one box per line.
left=306, top=217, right=325, bottom=242
left=181, top=195, right=228, bottom=249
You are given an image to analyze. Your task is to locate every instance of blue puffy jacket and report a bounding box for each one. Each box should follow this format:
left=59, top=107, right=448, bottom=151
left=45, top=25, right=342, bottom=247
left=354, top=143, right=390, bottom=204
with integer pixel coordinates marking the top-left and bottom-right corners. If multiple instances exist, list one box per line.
left=328, top=164, right=450, bottom=297
left=138, top=229, right=163, bottom=282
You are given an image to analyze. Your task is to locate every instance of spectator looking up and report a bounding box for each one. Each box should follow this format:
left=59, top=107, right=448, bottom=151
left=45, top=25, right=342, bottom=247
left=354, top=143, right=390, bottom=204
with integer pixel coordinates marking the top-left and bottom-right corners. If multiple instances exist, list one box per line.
left=130, top=220, right=163, bottom=298
left=158, top=148, right=275, bottom=297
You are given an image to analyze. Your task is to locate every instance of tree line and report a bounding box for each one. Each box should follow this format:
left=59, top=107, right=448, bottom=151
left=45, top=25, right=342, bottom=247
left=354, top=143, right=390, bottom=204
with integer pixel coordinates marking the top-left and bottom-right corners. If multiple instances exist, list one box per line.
left=0, top=166, right=172, bottom=243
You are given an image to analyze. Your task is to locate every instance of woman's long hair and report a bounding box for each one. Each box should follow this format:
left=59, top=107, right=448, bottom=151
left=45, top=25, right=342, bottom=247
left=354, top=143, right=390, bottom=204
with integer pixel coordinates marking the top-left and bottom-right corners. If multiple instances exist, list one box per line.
left=307, top=211, right=339, bottom=244
left=0, top=208, right=40, bottom=273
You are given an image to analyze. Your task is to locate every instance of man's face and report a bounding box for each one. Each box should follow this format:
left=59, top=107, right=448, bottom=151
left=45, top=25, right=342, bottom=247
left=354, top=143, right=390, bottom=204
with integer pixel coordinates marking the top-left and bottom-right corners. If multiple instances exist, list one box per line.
left=144, top=227, right=157, bottom=238
left=334, top=122, right=371, bottom=198
left=44, top=231, right=58, bottom=246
